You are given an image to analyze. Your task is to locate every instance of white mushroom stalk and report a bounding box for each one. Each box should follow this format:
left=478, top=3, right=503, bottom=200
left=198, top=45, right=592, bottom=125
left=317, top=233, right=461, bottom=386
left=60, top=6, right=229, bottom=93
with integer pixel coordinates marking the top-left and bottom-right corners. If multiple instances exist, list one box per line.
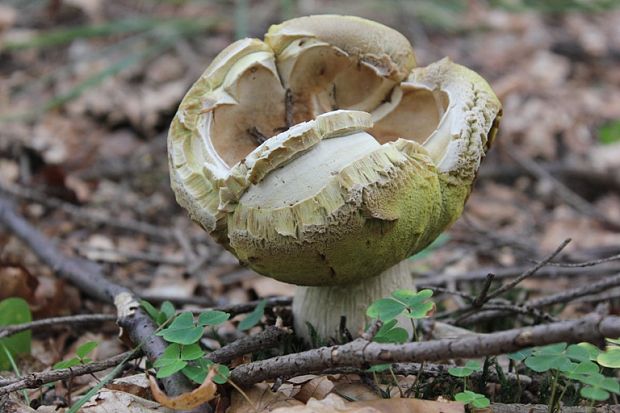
left=168, top=15, right=502, bottom=341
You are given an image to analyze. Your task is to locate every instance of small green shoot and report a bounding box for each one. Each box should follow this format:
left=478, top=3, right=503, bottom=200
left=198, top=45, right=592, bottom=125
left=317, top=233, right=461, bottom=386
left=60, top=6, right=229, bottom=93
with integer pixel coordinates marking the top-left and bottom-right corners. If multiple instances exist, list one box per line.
left=523, top=343, right=575, bottom=373
left=597, top=338, right=620, bottom=368
left=372, top=320, right=408, bottom=344
left=448, top=360, right=482, bottom=378
left=598, top=348, right=620, bottom=368
left=238, top=299, right=267, bottom=331
left=366, top=363, right=392, bottom=373
left=156, top=310, right=229, bottom=345
left=0, top=297, right=32, bottom=369
left=183, top=360, right=230, bottom=385
left=454, top=390, right=491, bottom=409
left=598, top=120, right=620, bottom=145
left=54, top=341, right=99, bottom=369
left=140, top=300, right=176, bottom=326
left=366, top=289, right=434, bottom=341
left=517, top=342, right=620, bottom=408
left=66, top=349, right=139, bottom=413
left=153, top=343, right=205, bottom=378
left=147, top=306, right=231, bottom=384
left=507, top=348, right=533, bottom=362
left=578, top=373, right=620, bottom=401
left=449, top=360, right=488, bottom=408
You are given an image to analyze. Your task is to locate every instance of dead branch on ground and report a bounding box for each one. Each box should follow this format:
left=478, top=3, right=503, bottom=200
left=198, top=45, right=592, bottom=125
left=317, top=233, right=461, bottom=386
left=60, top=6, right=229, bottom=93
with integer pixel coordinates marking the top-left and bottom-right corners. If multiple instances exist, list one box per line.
left=229, top=313, right=620, bottom=387
left=0, top=195, right=197, bottom=401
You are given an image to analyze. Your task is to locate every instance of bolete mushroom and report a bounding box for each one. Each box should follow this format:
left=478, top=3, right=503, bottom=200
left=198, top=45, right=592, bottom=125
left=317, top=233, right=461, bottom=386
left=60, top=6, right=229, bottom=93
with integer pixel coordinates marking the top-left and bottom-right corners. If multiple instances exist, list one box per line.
left=168, top=15, right=502, bottom=340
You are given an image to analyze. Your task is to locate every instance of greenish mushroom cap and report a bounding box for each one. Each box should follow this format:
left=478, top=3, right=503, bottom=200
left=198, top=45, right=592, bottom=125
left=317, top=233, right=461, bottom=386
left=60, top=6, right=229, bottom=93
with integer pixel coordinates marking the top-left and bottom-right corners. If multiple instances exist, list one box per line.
left=168, top=15, right=502, bottom=286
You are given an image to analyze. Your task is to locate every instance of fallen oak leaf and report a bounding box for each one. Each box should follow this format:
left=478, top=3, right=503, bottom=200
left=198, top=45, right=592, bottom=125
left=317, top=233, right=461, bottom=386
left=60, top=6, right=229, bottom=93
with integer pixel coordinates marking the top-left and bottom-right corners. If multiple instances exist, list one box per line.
left=148, top=366, right=217, bottom=410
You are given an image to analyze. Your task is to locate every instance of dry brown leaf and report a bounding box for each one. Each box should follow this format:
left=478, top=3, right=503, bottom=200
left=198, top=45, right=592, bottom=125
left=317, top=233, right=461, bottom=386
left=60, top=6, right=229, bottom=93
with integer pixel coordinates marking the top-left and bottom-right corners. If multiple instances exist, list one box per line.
left=80, top=235, right=124, bottom=263
left=1, top=400, right=36, bottom=412
left=108, top=373, right=153, bottom=399
left=80, top=389, right=175, bottom=412
left=228, top=382, right=302, bottom=413
left=149, top=367, right=217, bottom=410
left=271, top=394, right=464, bottom=413
left=144, top=266, right=198, bottom=300
left=287, top=375, right=319, bottom=385
left=295, top=376, right=335, bottom=403
left=0, top=264, right=38, bottom=302
left=333, top=382, right=382, bottom=402
left=32, top=277, right=81, bottom=318
left=351, top=398, right=464, bottom=413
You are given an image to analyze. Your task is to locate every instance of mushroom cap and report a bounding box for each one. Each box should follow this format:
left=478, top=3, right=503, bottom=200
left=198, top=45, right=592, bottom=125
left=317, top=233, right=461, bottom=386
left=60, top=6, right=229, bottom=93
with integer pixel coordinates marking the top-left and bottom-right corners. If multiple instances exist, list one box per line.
left=168, top=16, right=502, bottom=286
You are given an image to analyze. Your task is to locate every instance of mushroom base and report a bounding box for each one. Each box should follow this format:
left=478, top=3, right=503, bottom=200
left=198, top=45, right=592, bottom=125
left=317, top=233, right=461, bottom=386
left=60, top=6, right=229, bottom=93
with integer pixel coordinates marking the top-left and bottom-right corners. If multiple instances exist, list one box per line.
left=292, top=260, right=415, bottom=342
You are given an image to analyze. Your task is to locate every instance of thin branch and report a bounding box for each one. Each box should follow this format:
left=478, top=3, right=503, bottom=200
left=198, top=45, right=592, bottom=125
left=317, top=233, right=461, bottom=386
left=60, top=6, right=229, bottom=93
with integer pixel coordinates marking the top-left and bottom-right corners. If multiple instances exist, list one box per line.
left=417, top=262, right=620, bottom=286
left=0, top=314, right=116, bottom=340
left=489, top=402, right=620, bottom=413
left=418, top=285, right=476, bottom=301
left=456, top=304, right=557, bottom=324
left=0, top=351, right=140, bottom=395
left=460, top=273, right=620, bottom=325
left=192, top=297, right=293, bottom=317
left=0, top=196, right=196, bottom=399
left=548, top=253, right=620, bottom=268
left=528, top=273, right=620, bottom=308
left=326, top=362, right=532, bottom=386
left=473, top=273, right=495, bottom=307
left=207, top=325, right=292, bottom=364
left=361, top=320, right=383, bottom=341
left=484, top=239, right=571, bottom=302
left=229, top=314, right=620, bottom=387
left=438, top=240, right=571, bottom=322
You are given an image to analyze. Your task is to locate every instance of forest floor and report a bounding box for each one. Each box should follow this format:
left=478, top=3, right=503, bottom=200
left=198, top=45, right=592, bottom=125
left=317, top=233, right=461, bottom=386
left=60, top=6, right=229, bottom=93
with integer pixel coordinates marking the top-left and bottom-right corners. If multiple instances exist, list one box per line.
left=1, top=1, right=620, bottom=412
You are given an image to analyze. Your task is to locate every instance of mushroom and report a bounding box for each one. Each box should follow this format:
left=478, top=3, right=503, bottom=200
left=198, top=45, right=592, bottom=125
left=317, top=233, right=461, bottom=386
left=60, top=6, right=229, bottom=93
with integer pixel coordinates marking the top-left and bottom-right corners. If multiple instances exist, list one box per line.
left=168, top=15, right=502, bottom=341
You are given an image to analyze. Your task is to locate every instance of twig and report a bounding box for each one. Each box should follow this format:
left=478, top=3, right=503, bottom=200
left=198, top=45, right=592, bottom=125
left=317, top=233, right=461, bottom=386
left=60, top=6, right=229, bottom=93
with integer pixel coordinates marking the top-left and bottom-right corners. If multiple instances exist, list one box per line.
left=484, top=239, right=571, bottom=302
left=489, top=402, right=620, bottom=413
left=528, top=273, right=620, bottom=308
left=548, top=253, right=620, bottom=268
left=472, top=273, right=495, bottom=307
left=0, top=196, right=196, bottom=400
left=439, top=240, right=571, bottom=322
left=460, top=273, right=620, bottom=325
left=207, top=325, right=292, bottom=364
left=229, top=314, right=620, bottom=387
left=0, top=351, right=140, bottom=395
left=0, top=314, right=116, bottom=340
left=361, top=320, right=383, bottom=341
left=325, top=362, right=532, bottom=386
left=418, top=285, right=476, bottom=301
left=417, top=262, right=620, bottom=286
left=456, top=304, right=556, bottom=324
left=192, top=297, right=293, bottom=317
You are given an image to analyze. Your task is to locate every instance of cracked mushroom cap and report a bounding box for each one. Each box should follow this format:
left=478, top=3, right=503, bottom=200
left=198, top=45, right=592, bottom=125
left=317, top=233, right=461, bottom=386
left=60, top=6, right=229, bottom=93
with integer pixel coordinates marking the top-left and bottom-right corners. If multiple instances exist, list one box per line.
left=168, top=15, right=502, bottom=286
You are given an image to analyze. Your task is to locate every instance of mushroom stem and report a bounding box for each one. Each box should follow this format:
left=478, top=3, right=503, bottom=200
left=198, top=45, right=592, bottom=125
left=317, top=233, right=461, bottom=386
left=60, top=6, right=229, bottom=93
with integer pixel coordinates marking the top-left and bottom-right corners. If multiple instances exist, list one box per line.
left=293, top=260, right=415, bottom=342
